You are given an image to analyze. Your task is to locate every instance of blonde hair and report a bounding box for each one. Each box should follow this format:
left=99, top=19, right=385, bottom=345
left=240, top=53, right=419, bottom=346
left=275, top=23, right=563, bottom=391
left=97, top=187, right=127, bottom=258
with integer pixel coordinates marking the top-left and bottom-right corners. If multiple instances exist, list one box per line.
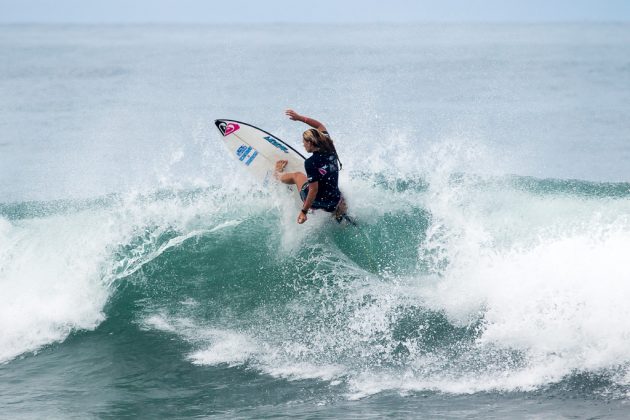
left=303, top=129, right=342, bottom=169
left=303, top=129, right=338, bottom=156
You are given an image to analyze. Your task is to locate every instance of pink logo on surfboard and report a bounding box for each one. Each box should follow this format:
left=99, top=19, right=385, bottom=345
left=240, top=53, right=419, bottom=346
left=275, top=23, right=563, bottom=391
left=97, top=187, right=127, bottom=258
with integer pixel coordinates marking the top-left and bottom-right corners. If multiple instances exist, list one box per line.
left=217, top=121, right=240, bottom=136
left=224, top=122, right=240, bottom=135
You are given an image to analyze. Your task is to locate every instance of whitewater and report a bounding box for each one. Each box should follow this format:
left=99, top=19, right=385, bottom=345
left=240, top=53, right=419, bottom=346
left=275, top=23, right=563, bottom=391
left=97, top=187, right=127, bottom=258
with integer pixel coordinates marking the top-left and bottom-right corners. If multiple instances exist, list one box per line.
left=1, top=24, right=630, bottom=418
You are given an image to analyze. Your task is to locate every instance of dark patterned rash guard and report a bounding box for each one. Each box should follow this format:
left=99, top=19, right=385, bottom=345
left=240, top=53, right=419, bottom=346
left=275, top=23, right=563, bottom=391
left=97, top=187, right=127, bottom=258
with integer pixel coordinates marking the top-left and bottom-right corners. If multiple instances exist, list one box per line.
left=304, top=151, right=341, bottom=205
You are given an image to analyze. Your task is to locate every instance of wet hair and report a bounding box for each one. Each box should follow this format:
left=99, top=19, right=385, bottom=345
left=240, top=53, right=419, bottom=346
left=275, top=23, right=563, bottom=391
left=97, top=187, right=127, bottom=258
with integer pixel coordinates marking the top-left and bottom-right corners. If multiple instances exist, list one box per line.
left=303, top=129, right=342, bottom=169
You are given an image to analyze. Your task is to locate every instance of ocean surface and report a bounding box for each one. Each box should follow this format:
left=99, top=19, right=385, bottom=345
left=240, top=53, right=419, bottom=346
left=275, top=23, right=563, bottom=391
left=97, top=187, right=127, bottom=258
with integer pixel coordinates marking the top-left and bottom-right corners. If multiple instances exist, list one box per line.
left=1, top=23, right=630, bottom=418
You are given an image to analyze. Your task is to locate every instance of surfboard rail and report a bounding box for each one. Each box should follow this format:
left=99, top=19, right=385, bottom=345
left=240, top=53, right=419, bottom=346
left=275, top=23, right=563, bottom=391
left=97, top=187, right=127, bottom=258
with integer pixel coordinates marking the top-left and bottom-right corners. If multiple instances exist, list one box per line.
left=214, top=119, right=307, bottom=160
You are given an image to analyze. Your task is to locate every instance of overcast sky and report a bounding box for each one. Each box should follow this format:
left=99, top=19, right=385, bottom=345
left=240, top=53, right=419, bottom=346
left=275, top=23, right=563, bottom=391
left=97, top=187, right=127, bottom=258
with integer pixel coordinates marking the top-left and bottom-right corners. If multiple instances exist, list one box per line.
left=1, top=0, right=629, bottom=23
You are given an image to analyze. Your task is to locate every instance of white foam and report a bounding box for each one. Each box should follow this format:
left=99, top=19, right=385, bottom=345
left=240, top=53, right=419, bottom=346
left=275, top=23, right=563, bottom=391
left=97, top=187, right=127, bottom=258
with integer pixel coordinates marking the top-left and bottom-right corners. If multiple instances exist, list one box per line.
left=403, top=140, right=630, bottom=394
left=468, top=229, right=630, bottom=369
left=140, top=313, right=259, bottom=367
left=0, top=211, right=112, bottom=362
left=141, top=310, right=348, bottom=382
left=143, top=314, right=179, bottom=333
left=260, top=362, right=344, bottom=382
left=189, top=332, right=258, bottom=367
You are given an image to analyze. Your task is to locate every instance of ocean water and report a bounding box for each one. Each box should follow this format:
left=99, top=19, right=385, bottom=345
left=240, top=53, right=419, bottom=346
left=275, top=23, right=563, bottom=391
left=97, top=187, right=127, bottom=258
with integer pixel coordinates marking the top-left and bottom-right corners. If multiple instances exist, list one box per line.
left=1, top=23, right=630, bottom=418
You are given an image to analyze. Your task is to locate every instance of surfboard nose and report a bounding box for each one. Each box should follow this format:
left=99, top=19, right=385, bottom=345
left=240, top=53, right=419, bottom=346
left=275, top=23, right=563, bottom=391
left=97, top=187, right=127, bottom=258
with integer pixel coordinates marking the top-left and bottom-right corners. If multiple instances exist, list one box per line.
left=215, top=119, right=230, bottom=135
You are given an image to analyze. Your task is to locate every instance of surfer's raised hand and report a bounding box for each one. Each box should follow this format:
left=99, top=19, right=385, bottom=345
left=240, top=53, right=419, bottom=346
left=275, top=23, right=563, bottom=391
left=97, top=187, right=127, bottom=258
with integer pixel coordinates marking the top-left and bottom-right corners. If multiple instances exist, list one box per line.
left=286, top=110, right=327, bottom=131
left=285, top=109, right=303, bottom=121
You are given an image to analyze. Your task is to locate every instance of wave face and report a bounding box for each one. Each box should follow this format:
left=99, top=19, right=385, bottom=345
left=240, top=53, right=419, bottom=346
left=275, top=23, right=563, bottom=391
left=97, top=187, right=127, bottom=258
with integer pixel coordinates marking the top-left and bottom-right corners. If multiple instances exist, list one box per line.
left=2, top=171, right=630, bottom=400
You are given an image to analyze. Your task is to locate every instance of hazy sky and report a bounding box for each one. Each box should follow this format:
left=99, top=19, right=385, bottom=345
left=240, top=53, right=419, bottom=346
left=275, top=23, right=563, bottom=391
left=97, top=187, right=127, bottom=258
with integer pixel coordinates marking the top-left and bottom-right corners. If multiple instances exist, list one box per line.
left=2, top=0, right=629, bottom=23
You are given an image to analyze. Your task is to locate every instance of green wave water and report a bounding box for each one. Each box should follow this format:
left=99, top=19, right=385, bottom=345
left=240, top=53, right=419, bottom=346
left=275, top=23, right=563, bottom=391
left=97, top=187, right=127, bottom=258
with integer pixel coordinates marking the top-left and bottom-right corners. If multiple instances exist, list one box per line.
left=2, top=174, right=630, bottom=417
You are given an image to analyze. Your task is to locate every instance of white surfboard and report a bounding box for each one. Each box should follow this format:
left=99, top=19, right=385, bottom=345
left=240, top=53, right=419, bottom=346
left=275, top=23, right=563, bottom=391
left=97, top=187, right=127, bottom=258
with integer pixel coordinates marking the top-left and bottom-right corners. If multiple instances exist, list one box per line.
left=214, top=119, right=305, bottom=186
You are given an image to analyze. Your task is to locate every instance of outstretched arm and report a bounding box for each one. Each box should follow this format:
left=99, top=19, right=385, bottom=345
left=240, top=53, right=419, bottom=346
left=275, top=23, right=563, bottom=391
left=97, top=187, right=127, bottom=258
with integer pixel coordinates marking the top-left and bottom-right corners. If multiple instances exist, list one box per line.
left=285, top=109, right=327, bottom=132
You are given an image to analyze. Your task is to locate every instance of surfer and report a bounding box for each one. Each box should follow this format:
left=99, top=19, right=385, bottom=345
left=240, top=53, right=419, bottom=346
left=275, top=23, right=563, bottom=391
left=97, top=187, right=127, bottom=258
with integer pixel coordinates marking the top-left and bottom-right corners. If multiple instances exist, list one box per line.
left=275, top=109, right=348, bottom=224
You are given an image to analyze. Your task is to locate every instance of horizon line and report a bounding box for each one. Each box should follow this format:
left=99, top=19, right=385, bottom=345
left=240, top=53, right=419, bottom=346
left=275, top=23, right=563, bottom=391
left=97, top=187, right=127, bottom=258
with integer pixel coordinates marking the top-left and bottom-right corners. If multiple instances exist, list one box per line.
left=2, top=19, right=629, bottom=25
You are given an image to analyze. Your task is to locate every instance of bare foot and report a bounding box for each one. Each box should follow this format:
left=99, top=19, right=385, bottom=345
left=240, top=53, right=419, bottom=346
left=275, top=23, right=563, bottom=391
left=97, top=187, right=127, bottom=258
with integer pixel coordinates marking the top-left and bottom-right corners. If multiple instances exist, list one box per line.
left=275, top=160, right=288, bottom=173
left=274, top=160, right=289, bottom=181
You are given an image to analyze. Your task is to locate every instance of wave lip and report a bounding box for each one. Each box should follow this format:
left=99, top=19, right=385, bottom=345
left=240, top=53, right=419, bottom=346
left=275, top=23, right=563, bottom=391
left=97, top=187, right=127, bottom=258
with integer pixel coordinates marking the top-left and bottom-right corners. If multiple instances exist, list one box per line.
left=0, top=188, right=243, bottom=364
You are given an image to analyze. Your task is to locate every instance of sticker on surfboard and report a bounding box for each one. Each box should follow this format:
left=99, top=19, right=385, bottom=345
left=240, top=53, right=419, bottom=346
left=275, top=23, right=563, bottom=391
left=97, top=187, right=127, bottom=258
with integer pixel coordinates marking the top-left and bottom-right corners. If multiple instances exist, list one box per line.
left=217, top=121, right=240, bottom=136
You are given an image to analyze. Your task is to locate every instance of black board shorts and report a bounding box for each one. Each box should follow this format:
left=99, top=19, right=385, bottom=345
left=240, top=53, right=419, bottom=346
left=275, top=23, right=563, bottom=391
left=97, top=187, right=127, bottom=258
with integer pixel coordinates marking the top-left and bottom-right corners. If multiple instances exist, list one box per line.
left=300, top=183, right=340, bottom=212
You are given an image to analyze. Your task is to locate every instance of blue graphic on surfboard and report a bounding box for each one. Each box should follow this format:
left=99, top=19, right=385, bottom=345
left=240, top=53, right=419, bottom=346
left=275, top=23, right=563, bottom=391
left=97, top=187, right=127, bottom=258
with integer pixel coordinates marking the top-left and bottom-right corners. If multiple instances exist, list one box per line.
left=215, top=119, right=306, bottom=186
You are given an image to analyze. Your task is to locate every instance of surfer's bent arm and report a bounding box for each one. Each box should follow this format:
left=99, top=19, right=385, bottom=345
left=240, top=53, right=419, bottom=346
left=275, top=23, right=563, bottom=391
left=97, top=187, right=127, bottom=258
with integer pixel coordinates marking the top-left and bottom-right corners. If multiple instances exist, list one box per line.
left=285, top=109, right=327, bottom=132
left=297, top=181, right=318, bottom=224
left=302, top=181, right=318, bottom=212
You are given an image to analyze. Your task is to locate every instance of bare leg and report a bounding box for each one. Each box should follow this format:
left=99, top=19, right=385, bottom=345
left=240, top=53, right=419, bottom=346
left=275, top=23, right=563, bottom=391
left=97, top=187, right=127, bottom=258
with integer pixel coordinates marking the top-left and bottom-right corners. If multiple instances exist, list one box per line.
left=278, top=172, right=308, bottom=190
left=334, top=196, right=348, bottom=220
left=275, top=160, right=307, bottom=190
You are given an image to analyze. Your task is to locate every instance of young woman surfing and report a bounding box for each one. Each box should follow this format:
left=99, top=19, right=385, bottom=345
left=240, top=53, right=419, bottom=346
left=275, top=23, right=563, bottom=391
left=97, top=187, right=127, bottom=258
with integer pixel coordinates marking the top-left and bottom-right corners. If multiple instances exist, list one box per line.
left=275, top=109, right=348, bottom=224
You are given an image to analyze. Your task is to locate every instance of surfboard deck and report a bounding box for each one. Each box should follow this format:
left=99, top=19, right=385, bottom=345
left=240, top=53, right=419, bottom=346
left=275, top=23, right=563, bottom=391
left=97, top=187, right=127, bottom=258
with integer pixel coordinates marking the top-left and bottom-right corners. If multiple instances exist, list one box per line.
left=214, top=119, right=305, bottom=186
